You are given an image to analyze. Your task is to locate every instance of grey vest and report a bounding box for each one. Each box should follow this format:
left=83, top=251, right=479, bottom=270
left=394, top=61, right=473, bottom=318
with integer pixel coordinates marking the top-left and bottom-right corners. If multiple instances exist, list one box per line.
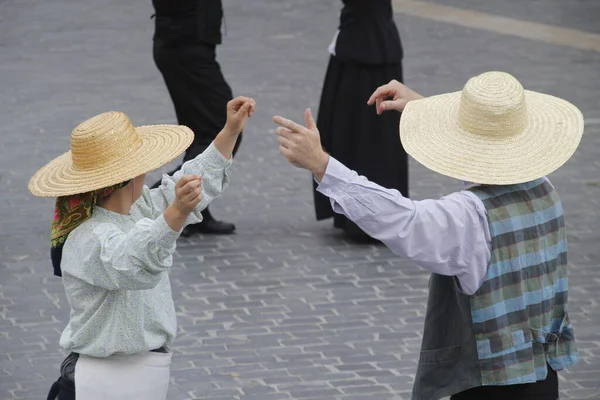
left=411, top=275, right=481, bottom=400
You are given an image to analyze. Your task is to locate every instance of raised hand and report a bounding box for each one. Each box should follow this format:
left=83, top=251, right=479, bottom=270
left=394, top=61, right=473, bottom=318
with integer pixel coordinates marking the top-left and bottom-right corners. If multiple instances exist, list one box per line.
left=225, top=96, right=256, bottom=135
left=273, top=108, right=330, bottom=181
left=367, top=80, right=424, bottom=114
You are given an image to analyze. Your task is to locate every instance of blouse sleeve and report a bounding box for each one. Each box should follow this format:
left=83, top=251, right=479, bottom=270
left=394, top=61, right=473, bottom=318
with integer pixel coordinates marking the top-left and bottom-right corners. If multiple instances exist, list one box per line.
left=64, top=215, right=180, bottom=291
left=132, top=142, right=233, bottom=226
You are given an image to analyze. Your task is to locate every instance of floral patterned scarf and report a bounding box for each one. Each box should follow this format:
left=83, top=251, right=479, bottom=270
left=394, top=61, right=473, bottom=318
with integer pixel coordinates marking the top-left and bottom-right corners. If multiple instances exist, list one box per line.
left=50, top=181, right=129, bottom=276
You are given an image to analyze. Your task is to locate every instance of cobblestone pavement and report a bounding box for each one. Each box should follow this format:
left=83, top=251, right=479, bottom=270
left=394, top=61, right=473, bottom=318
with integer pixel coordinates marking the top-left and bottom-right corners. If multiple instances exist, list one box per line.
left=1, top=0, right=599, bottom=399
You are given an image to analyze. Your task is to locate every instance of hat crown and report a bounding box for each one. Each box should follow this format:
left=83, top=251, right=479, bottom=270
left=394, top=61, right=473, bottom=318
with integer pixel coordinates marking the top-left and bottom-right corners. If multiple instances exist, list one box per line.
left=70, top=112, right=141, bottom=170
left=458, top=71, right=528, bottom=137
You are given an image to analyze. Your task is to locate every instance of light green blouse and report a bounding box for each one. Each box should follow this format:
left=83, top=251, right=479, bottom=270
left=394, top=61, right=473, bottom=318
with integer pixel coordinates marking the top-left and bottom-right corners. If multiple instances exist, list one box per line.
left=59, top=143, right=231, bottom=357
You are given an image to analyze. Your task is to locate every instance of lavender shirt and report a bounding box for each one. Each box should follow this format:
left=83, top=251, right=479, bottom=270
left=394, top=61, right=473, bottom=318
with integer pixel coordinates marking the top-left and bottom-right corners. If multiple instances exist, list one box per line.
left=317, top=157, right=492, bottom=295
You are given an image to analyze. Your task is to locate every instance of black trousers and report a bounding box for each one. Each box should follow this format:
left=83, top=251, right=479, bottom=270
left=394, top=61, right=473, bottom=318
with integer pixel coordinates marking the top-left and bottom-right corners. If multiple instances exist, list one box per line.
left=46, top=353, right=78, bottom=400
left=451, top=367, right=559, bottom=400
left=152, top=41, right=241, bottom=186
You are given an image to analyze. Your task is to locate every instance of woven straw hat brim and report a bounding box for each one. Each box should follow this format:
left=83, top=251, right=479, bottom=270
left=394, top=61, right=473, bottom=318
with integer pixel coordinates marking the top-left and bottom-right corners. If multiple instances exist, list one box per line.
left=399, top=90, right=584, bottom=185
left=28, top=125, right=194, bottom=197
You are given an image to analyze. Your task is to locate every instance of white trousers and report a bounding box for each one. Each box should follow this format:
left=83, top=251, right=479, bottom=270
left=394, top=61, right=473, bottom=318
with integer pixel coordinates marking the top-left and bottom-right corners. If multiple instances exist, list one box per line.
left=75, top=351, right=172, bottom=400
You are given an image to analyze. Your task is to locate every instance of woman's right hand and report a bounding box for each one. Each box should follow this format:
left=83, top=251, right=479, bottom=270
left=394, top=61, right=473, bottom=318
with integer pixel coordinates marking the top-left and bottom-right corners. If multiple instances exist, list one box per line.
left=367, top=80, right=424, bottom=114
left=173, top=175, right=202, bottom=215
left=164, top=175, right=202, bottom=232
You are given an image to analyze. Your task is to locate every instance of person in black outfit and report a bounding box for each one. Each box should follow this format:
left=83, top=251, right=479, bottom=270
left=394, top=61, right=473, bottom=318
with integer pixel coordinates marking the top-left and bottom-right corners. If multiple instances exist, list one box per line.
left=314, top=0, right=409, bottom=240
left=151, top=0, right=240, bottom=235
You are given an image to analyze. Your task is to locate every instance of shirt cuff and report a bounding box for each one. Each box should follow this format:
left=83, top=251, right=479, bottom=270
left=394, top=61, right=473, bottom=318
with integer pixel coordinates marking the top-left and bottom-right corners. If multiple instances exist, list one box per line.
left=316, top=156, right=354, bottom=197
left=204, top=142, right=234, bottom=169
left=150, top=214, right=181, bottom=252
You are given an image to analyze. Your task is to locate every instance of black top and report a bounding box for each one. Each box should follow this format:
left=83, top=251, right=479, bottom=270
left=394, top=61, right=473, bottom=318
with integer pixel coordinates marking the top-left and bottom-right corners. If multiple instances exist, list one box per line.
left=152, top=0, right=223, bottom=46
left=335, top=0, right=403, bottom=64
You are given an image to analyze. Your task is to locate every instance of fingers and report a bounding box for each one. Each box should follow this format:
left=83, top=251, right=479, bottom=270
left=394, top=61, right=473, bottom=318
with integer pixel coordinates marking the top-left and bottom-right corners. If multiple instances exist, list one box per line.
left=239, top=101, right=251, bottom=117
left=375, top=98, right=383, bottom=114
left=277, top=133, right=294, bottom=149
left=278, top=144, right=294, bottom=161
left=172, top=176, right=202, bottom=216
left=229, top=96, right=256, bottom=115
left=176, top=175, right=200, bottom=189
left=178, top=176, right=201, bottom=197
left=192, top=192, right=202, bottom=206
left=367, top=84, right=394, bottom=105
left=228, top=96, right=250, bottom=110
left=181, top=178, right=202, bottom=203
left=275, top=127, right=297, bottom=150
left=230, top=97, right=256, bottom=118
left=272, top=116, right=308, bottom=134
left=247, top=99, right=256, bottom=117
left=183, top=185, right=202, bottom=204
left=379, top=99, right=408, bottom=113
left=304, top=108, right=317, bottom=131
left=275, top=126, right=295, bottom=138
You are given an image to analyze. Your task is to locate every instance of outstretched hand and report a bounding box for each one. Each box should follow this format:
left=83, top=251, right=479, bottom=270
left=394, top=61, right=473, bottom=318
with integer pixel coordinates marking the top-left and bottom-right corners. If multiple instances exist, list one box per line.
left=273, top=109, right=330, bottom=181
left=367, top=80, right=424, bottom=114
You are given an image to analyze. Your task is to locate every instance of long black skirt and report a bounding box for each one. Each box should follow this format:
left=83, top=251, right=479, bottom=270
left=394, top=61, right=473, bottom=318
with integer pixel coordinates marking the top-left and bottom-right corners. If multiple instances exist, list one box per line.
left=314, top=55, right=408, bottom=236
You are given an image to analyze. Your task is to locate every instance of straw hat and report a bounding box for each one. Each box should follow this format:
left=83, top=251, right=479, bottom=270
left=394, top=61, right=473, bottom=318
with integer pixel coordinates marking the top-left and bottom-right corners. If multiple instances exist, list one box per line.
left=29, top=111, right=194, bottom=197
left=400, top=71, right=584, bottom=185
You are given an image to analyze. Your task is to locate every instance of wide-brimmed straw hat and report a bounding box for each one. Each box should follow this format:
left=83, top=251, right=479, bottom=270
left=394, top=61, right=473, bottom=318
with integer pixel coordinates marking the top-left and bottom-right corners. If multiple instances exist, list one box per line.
left=399, top=71, right=584, bottom=185
left=29, top=111, right=194, bottom=197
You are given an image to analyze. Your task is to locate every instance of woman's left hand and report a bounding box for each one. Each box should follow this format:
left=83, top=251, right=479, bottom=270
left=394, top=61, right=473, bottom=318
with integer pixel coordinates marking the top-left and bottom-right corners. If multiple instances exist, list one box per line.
left=225, top=96, right=256, bottom=135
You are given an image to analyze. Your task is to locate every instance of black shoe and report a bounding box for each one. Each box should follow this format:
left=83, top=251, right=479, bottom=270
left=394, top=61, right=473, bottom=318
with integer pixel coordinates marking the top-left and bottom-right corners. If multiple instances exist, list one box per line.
left=197, top=218, right=236, bottom=234
left=343, top=221, right=381, bottom=244
left=346, top=232, right=382, bottom=245
left=182, top=219, right=236, bottom=236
